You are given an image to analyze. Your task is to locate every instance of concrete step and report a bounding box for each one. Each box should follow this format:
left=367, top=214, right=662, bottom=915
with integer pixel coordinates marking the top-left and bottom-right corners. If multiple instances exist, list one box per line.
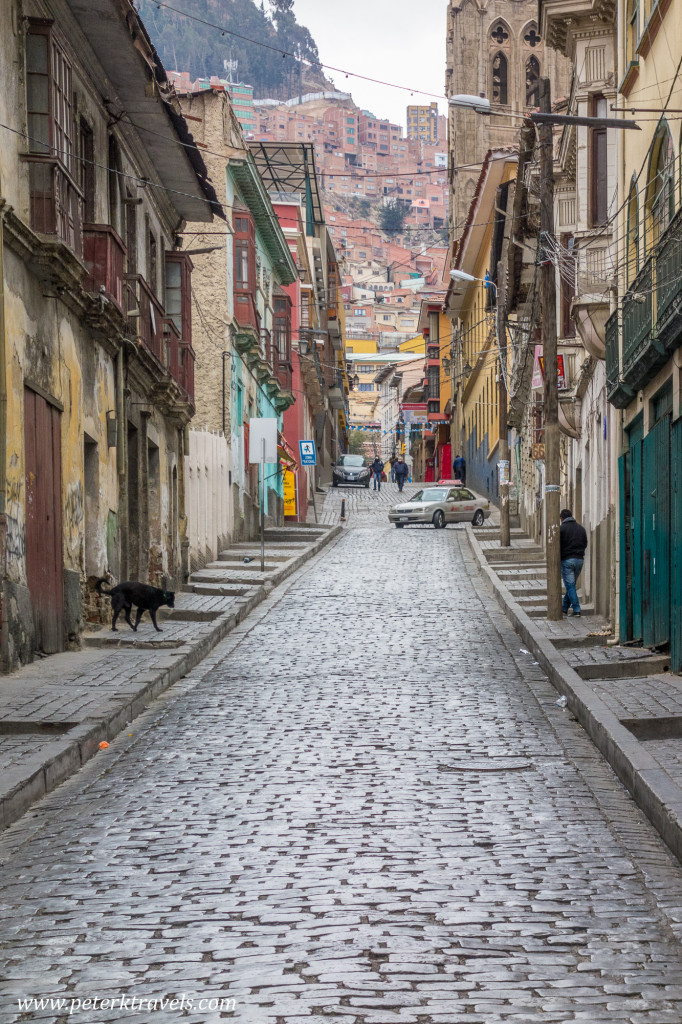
left=575, top=653, right=671, bottom=681
left=182, top=582, right=253, bottom=597
left=523, top=603, right=595, bottom=619
left=553, top=633, right=612, bottom=650
left=217, top=552, right=292, bottom=564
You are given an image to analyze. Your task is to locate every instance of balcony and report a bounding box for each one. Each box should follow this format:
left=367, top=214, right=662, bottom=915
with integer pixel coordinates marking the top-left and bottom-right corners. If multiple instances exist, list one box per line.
left=234, top=289, right=260, bottom=335
left=621, top=255, right=666, bottom=393
left=655, top=208, right=682, bottom=349
left=125, top=274, right=164, bottom=362
left=25, top=155, right=83, bottom=259
left=605, top=311, right=633, bottom=409
left=161, top=318, right=195, bottom=402
left=83, top=224, right=126, bottom=310
left=328, top=370, right=345, bottom=410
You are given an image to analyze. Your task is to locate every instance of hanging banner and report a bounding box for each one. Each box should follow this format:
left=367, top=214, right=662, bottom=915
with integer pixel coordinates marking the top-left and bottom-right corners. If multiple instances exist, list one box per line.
left=532, top=347, right=567, bottom=391
left=283, top=469, right=297, bottom=517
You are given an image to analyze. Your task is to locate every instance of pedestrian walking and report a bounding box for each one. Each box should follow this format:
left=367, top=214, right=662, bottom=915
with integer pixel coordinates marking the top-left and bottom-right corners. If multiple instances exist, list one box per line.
left=390, top=456, right=397, bottom=484
left=560, top=508, right=588, bottom=616
left=453, top=454, right=466, bottom=486
left=371, top=456, right=385, bottom=492
left=394, top=456, right=409, bottom=492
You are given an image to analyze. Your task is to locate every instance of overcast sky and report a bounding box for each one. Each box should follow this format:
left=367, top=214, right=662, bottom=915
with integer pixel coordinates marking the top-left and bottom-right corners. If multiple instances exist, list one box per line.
left=291, top=0, right=448, bottom=130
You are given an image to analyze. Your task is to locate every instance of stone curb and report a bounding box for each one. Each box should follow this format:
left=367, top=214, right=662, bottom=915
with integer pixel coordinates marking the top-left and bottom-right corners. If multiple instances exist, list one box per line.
left=465, top=523, right=682, bottom=866
left=0, top=524, right=341, bottom=833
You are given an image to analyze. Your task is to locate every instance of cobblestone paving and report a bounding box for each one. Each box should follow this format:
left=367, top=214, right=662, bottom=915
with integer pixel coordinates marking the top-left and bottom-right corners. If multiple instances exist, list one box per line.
left=3, top=497, right=682, bottom=1022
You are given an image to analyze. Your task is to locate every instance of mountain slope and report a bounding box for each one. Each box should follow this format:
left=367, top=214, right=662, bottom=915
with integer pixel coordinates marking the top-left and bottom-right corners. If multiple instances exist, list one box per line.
left=136, top=0, right=328, bottom=98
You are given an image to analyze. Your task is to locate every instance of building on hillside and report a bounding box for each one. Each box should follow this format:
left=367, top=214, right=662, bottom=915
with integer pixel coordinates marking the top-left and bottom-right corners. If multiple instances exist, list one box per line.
left=176, top=85, right=297, bottom=548
left=406, top=103, right=442, bottom=143
left=604, top=0, right=682, bottom=662
left=0, top=0, right=218, bottom=669
left=445, top=0, right=570, bottom=230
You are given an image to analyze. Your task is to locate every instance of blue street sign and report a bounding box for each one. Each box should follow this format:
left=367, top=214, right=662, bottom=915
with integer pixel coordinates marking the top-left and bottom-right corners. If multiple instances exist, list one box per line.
left=299, top=440, right=317, bottom=466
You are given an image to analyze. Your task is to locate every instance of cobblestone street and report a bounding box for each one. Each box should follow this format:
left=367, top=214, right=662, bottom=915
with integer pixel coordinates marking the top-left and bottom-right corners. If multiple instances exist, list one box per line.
left=3, top=490, right=682, bottom=1023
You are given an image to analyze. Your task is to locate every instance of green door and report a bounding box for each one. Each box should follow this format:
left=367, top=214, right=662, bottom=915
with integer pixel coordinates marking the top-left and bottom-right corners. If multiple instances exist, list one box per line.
left=672, top=417, right=682, bottom=672
left=642, top=416, right=670, bottom=648
left=619, top=453, right=631, bottom=643
left=630, top=439, right=643, bottom=642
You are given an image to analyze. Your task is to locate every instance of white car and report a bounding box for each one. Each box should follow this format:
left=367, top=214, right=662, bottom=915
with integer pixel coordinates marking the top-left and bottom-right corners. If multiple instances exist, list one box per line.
left=388, top=485, right=491, bottom=529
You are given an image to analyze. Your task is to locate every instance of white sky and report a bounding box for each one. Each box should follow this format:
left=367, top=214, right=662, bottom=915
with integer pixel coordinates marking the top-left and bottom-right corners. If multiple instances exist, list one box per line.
left=290, top=0, right=448, bottom=131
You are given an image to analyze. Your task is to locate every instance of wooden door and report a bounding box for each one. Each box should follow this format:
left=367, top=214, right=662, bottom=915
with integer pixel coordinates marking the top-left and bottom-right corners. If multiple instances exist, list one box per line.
left=24, top=387, right=63, bottom=653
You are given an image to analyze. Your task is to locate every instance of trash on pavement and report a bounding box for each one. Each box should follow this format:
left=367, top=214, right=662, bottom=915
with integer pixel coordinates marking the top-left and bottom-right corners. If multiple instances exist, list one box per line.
left=99, top=741, right=109, bottom=749
left=555, top=696, right=568, bottom=708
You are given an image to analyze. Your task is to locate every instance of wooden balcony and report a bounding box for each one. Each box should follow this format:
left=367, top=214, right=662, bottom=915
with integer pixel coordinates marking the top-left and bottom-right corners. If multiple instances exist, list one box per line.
left=605, top=311, right=632, bottom=409
left=125, top=274, right=164, bottom=361
left=621, top=255, right=666, bottom=393
left=655, top=208, right=682, bottom=350
left=83, top=224, right=126, bottom=310
left=162, top=318, right=194, bottom=402
left=234, top=288, right=259, bottom=333
left=25, top=155, right=83, bottom=259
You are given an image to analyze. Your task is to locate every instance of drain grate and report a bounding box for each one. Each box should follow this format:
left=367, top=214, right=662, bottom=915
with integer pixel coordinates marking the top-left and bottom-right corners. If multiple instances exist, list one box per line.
left=437, top=758, right=533, bottom=773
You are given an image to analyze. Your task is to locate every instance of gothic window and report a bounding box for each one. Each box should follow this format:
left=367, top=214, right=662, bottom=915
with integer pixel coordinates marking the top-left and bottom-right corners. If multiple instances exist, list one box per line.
left=524, top=24, right=541, bottom=47
left=492, top=52, right=508, bottom=106
left=647, top=120, right=675, bottom=248
left=490, top=21, right=509, bottom=45
left=526, top=56, right=540, bottom=108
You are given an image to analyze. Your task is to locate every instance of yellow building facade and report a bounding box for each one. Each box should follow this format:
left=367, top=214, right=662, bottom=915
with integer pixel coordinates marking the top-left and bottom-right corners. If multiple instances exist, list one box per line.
left=446, top=153, right=518, bottom=499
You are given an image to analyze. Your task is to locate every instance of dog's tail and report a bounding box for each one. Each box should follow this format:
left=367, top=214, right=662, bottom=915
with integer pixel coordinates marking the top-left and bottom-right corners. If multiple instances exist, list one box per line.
left=90, top=576, right=113, bottom=596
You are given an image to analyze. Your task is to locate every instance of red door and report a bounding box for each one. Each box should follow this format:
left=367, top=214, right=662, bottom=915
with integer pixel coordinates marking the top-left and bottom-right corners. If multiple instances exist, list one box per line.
left=24, top=388, right=63, bottom=653
left=441, top=443, right=452, bottom=481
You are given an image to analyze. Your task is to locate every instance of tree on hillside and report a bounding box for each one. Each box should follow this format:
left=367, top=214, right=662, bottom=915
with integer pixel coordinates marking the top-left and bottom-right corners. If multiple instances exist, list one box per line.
left=137, top=0, right=325, bottom=98
left=379, top=199, right=408, bottom=235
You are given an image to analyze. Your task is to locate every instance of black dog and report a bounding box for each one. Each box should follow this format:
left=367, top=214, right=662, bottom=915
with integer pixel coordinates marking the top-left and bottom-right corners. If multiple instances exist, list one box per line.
left=93, top=578, right=175, bottom=632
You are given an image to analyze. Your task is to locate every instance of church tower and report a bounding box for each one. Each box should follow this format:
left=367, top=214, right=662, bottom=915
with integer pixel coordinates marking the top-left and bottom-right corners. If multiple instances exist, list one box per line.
left=446, top=0, right=571, bottom=233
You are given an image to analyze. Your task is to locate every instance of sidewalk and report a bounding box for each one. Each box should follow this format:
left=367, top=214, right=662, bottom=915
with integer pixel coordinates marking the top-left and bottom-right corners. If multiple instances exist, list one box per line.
left=467, top=521, right=682, bottom=864
left=0, top=523, right=340, bottom=832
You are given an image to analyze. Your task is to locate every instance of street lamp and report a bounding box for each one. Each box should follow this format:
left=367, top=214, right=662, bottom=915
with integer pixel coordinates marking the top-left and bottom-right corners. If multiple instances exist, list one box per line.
left=448, top=93, right=641, bottom=130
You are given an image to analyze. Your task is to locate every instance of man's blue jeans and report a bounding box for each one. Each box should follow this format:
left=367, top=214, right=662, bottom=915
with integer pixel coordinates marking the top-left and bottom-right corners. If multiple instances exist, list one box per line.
left=373, top=471, right=381, bottom=491
left=561, top=557, right=584, bottom=613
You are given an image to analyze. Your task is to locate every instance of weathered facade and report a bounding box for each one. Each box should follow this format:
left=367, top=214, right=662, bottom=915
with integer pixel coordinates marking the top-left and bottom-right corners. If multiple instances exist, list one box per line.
left=176, top=87, right=298, bottom=547
left=605, top=0, right=682, bottom=663
left=0, top=0, right=216, bottom=668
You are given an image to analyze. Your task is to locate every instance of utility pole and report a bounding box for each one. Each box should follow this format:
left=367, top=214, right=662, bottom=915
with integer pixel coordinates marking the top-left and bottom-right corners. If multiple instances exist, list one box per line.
left=496, top=261, right=510, bottom=547
left=538, top=78, right=562, bottom=619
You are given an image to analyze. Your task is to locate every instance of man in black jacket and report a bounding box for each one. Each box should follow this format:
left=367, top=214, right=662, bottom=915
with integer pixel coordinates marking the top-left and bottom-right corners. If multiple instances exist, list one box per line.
left=560, top=509, right=588, bottom=616
left=371, top=456, right=385, bottom=492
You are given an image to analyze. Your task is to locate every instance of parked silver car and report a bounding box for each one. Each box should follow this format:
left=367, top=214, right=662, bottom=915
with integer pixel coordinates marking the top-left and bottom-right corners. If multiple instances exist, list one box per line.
left=388, top=485, right=491, bottom=528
